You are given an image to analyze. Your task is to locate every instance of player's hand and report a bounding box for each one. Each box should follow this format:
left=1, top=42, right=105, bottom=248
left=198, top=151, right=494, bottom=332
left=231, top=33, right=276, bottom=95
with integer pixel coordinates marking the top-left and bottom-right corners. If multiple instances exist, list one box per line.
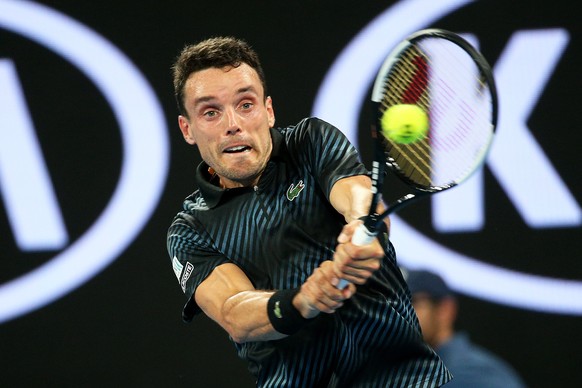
left=295, top=261, right=356, bottom=319
left=333, top=220, right=384, bottom=285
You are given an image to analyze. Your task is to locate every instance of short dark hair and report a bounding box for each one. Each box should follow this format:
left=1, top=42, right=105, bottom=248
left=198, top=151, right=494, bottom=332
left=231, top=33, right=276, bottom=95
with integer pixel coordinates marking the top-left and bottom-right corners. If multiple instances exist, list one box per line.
left=171, top=36, right=268, bottom=117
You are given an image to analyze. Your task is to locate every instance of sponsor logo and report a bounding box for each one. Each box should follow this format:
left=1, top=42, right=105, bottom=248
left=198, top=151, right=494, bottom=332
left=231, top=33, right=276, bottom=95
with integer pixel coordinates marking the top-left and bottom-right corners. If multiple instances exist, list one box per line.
left=286, top=180, right=305, bottom=201
left=189, top=196, right=209, bottom=211
left=180, top=262, right=194, bottom=293
left=172, top=256, right=184, bottom=280
left=273, top=301, right=283, bottom=319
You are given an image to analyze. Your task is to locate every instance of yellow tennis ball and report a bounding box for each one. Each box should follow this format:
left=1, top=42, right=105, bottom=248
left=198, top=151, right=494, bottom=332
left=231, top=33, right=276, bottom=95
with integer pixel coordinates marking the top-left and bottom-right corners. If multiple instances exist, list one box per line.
left=380, top=104, right=429, bottom=144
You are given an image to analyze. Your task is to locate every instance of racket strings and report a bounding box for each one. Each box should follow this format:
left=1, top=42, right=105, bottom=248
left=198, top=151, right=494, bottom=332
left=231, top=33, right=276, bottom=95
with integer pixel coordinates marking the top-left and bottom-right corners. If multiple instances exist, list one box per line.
left=379, top=46, right=433, bottom=187
left=378, top=38, right=494, bottom=190
left=418, top=38, right=494, bottom=186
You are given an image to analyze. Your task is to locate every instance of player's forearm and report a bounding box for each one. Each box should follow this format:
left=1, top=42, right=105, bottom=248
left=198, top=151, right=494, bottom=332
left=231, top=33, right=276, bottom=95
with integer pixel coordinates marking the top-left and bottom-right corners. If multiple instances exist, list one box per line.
left=331, top=176, right=391, bottom=240
left=201, top=263, right=348, bottom=343
left=197, top=264, right=320, bottom=343
left=221, top=285, right=333, bottom=343
left=221, top=290, right=287, bottom=343
left=330, top=175, right=373, bottom=223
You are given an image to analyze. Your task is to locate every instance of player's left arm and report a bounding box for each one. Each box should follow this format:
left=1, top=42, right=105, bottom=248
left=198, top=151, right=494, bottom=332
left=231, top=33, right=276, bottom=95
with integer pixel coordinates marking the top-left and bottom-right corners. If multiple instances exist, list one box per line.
left=329, top=175, right=390, bottom=233
left=329, top=175, right=388, bottom=284
left=329, top=175, right=373, bottom=223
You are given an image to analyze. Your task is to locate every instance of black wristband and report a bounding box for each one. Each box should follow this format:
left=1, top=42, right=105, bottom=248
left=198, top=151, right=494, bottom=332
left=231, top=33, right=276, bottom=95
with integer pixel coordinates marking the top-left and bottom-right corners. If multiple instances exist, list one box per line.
left=267, top=288, right=312, bottom=335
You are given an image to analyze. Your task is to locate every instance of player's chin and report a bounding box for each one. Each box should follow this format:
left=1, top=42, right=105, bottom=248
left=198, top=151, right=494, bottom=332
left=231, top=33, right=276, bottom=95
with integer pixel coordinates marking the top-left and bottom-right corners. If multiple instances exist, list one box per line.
left=224, top=153, right=262, bottom=169
left=221, top=154, right=257, bottom=170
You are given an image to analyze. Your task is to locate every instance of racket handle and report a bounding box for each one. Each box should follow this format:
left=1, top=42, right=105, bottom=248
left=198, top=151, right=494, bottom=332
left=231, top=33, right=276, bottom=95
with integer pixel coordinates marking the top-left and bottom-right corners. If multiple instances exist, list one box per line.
left=336, top=224, right=377, bottom=289
left=351, top=224, right=376, bottom=246
left=337, top=279, right=350, bottom=289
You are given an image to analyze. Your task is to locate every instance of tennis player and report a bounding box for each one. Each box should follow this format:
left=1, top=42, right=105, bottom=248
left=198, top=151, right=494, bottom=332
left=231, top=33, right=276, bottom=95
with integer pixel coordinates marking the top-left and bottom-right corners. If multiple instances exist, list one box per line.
left=167, top=36, right=451, bottom=387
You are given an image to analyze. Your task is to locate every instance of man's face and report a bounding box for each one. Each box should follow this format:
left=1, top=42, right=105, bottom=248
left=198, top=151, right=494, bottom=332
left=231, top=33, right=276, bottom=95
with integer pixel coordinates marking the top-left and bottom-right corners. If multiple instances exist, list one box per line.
left=178, top=63, right=275, bottom=188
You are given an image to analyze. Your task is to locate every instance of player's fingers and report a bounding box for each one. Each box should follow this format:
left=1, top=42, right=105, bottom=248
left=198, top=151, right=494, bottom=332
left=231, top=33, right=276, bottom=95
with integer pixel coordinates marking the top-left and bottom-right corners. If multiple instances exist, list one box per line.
left=311, top=295, right=344, bottom=313
left=341, top=282, right=357, bottom=298
left=337, top=262, right=380, bottom=284
left=337, top=219, right=362, bottom=244
left=344, top=238, right=384, bottom=260
left=318, top=261, right=354, bottom=300
left=334, top=242, right=382, bottom=269
left=302, top=264, right=351, bottom=313
left=333, top=245, right=381, bottom=284
left=332, top=243, right=351, bottom=277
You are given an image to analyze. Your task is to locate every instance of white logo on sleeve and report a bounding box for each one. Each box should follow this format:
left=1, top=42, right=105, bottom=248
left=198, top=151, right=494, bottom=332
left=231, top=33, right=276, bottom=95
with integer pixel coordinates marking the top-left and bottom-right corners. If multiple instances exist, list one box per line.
left=180, top=262, right=194, bottom=293
left=172, top=256, right=184, bottom=280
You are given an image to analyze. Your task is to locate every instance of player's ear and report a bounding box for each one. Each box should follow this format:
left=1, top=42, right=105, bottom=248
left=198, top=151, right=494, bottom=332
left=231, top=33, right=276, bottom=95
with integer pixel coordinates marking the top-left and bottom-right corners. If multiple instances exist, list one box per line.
left=265, top=96, right=275, bottom=128
left=178, top=115, right=196, bottom=145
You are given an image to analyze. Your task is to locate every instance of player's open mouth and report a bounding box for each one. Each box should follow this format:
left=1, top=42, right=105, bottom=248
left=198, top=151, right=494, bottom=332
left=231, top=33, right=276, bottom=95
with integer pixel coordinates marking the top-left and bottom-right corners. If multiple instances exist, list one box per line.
left=224, top=145, right=251, bottom=153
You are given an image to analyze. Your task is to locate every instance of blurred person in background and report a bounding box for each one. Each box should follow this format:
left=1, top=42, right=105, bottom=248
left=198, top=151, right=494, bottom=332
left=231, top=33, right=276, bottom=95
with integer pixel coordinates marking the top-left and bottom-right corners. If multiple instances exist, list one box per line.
left=406, top=269, right=526, bottom=388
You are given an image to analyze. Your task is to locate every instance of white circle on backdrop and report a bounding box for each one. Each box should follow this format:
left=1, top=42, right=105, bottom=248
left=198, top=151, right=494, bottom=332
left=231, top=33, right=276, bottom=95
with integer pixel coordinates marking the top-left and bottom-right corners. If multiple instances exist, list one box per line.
left=312, top=0, right=582, bottom=314
left=0, top=0, right=169, bottom=323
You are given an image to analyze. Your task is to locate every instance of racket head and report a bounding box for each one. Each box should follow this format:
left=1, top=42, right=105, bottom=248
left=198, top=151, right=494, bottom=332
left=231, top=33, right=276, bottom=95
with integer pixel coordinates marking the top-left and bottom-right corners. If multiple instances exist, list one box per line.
left=371, top=28, right=497, bottom=194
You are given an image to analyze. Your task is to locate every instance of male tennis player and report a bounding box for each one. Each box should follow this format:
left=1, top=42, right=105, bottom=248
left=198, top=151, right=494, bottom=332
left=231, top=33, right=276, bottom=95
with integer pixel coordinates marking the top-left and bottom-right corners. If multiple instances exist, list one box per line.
left=167, top=36, right=451, bottom=387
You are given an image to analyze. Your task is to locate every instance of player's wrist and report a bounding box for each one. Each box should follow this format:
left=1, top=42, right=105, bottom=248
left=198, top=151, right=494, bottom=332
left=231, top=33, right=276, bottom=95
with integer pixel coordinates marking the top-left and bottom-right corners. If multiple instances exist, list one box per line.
left=293, top=290, right=321, bottom=320
left=267, top=288, right=315, bottom=335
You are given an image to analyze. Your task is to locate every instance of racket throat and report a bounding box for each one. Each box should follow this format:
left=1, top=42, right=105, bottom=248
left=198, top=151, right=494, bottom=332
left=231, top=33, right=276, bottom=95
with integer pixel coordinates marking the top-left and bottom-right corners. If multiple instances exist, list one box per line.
left=388, top=193, right=424, bottom=215
left=362, top=213, right=383, bottom=234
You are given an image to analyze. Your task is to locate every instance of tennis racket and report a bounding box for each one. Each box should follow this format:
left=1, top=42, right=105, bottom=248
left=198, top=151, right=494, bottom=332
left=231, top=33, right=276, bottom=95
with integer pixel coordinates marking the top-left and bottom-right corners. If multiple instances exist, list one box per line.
left=338, top=29, right=497, bottom=288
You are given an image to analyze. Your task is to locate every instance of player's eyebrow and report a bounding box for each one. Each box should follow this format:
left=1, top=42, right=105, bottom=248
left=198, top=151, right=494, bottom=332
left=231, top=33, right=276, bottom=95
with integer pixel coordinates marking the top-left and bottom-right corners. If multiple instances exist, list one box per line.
left=193, top=95, right=216, bottom=107
left=235, top=85, right=260, bottom=97
left=193, top=86, right=260, bottom=108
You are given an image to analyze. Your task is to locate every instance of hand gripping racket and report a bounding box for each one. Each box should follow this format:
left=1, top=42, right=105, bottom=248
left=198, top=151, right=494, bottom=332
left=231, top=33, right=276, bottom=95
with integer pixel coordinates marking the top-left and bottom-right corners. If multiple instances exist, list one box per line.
left=338, top=29, right=497, bottom=288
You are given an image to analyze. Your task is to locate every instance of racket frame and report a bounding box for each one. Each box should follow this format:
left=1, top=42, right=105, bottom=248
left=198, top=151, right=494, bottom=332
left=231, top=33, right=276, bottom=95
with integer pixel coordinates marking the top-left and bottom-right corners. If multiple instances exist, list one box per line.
left=355, top=28, right=498, bottom=242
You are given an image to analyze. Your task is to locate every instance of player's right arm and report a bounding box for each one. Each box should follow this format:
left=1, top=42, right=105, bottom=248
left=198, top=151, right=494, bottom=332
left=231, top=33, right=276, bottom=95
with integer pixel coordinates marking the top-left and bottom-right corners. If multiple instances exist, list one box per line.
left=194, top=261, right=353, bottom=343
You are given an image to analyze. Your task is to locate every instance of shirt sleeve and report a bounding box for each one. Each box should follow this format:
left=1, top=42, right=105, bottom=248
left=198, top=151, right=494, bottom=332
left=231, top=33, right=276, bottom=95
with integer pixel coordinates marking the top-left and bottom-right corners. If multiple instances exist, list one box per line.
left=285, top=117, right=369, bottom=199
left=167, top=212, right=230, bottom=322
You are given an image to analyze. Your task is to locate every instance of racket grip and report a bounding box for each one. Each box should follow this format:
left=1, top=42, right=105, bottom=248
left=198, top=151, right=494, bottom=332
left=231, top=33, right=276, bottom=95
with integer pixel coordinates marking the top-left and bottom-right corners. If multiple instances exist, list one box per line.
left=335, top=224, right=377, bottom=289
left=351, top=224, right=376, bottom=246
left=337, top=279, right=350, bottom=289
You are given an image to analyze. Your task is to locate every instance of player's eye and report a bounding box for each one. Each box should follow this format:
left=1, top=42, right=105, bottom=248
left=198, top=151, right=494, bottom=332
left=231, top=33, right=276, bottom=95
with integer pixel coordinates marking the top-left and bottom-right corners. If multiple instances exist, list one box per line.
left=203, top=109, right=218, bottom=118
left=240, top=102, right=253, bottom=110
